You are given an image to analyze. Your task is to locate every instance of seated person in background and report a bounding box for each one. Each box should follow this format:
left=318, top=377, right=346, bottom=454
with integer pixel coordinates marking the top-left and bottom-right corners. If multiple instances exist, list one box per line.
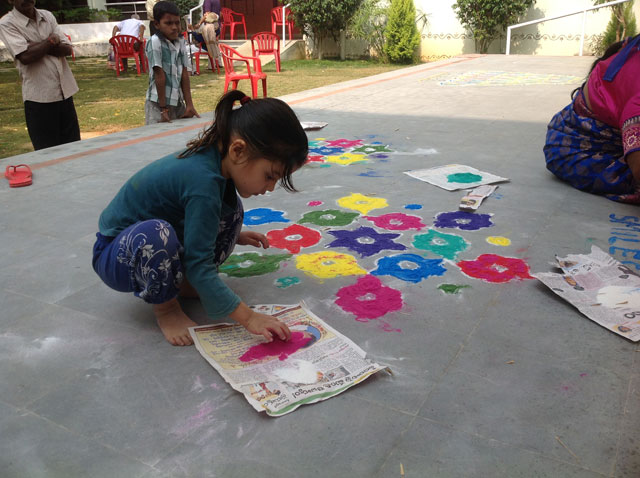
left=544, top=35, right=640, bottom=204
left=203, top=0, right=220, bottom=35
left=112, top=13, right=145, bottom=72
left=191, top=11, right=221, bottom=71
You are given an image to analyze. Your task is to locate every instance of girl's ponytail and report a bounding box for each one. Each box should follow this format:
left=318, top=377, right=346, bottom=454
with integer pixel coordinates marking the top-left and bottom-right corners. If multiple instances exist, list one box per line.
left=213, top=90, right=245, bottom=158
left=178, top=90, right=246, bottom=159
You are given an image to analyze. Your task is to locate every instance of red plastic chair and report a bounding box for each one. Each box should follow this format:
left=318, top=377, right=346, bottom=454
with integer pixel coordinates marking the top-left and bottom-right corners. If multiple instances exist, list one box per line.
left=271, top=6, right=294, bottom=40
left=219, top=43, right=267, bottom=98
left=109, top=34, right=144, bottom=76
left=251, top=32, right=281, bottom=72
left=64, top=33, right=75, bottom=62
left=220, top=7, right=247, bottom=40
left=194, top=42, right=220, bottom=74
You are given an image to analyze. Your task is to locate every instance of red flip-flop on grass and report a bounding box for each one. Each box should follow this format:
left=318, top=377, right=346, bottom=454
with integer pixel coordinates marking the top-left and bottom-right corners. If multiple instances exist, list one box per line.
left=5, top=164, right=33, bottom=188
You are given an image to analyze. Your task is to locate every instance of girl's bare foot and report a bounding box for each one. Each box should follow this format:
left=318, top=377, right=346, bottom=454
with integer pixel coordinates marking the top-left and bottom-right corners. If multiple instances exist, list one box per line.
left=153, top=298, right=197, bottom=346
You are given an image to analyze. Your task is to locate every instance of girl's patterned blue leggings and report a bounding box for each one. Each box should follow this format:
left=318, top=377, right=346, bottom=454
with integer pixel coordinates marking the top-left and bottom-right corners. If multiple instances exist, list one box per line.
left=92, top=206, right=243, bottom=304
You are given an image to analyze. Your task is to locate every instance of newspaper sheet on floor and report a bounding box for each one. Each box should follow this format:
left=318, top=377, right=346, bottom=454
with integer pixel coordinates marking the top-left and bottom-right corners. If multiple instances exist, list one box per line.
left=404, top=164, right=508, bottom=191
left=534, top=245, right=640, bottom=342
left=189, top=302, right=387, bottom=416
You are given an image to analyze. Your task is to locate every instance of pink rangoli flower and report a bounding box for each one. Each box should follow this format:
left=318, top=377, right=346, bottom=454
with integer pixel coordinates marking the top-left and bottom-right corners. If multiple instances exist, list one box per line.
left=335, top=275, right=403, bottom=320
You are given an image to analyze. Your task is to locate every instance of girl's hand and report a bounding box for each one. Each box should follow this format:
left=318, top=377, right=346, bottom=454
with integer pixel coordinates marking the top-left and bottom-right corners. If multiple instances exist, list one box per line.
left=237, top=231, right=269, bottom=248
left=245, top=312, right=291, bottom=342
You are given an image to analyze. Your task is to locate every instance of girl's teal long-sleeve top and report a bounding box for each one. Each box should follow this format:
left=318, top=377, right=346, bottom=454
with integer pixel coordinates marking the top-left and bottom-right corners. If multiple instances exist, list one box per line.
left=99, top=147, right=241, bottom=318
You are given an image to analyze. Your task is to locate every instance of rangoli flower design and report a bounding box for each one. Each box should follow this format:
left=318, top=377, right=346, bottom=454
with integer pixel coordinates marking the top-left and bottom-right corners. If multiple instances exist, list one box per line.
left=324, top=139, right=364, bottom=148
left=337, top=193, right=388, bottom=215
left=308, top=139, right=325, bottom=148
left=275, top=276, right=301, bottom=288
left=295, top=251, right=366, bottom=279
left=351, top=144, right=393, bottom=155
left=433, top=211, right=493, bottom=231
left=326, top=152, right=368, bottom=166
left=372, top=253, right=446, bottom=283
left=335, top=275, right=403, bottom=320
left=309, top=146, right=345, bottom=156
left=306, top=154, right=325, bottom=163
left=298, top=209, right=359, bottom=227
left=364, top=213, right=426, bottom=231
left=266, top=224, right=322, bottom=254
left=219, top=252, right=291, bottom=278
left=456, top=254, right=534, bottom=283
left=486, top=236, right=511, bottom=246
left=369, top=153, right=390, bottom=159
left=327, top=226, right=406, bottom=257
left=413, top=229, right=469, bottom=260
left=243, top=208, right=290, bottom=226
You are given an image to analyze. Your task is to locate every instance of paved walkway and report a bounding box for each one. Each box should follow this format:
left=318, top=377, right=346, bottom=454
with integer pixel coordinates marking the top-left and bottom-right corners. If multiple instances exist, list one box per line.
left=1, top=54, right=639, bottom=477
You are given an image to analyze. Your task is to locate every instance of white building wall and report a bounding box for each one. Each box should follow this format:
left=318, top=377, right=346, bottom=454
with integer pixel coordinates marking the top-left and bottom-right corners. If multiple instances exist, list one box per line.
left=417, top=0, right=640, bottom=60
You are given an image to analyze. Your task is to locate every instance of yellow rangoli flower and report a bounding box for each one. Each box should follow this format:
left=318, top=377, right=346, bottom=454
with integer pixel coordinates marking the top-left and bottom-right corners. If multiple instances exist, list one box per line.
left=326, top=152, right=368, bottom=166
left=295, top=251, right=366, bottom=279
left=337, top=193, right=388, bottom=215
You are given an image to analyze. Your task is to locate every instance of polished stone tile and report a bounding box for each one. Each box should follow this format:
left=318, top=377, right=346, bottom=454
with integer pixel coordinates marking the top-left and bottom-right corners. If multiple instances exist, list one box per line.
left=0, top=410, right=153, bottom=478
left=152, top=394, right=413, bottom=477
left=0, top=304, right=150, bottom=406
left=419, top=344, right=628, bottom=474
left=376, top=417, right=605, bottom=478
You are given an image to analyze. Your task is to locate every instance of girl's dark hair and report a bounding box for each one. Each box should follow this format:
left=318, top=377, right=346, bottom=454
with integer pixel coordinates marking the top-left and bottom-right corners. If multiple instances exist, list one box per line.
left=153, top=1, right=180, bottom=22
left=180, top=90, right=308, bottom=192
left=572, top=36, right=634, bottom=99
left=588, top=38, right=630, bottom=74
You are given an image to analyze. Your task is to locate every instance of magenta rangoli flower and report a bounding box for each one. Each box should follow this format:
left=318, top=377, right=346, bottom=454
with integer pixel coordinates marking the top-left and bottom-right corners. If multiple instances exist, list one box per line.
left=335, top=275, right=403, bottom=320
left=324, top=139, right=364, bottom=148
left=364, top=213, right=426, bottom=231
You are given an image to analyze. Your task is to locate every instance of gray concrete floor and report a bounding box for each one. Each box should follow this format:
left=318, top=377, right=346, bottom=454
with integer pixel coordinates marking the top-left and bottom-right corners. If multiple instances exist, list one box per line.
left=1, top=54, right=639, bottom=477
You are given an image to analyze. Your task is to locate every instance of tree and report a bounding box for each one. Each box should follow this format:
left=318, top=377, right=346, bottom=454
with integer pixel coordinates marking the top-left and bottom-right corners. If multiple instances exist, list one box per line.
left=384, top=0, right=421, bottom=63
left=453, top=0, right=536, bottom=54
left=347, top=0, right=390, bottom=61
left=287, top=0, right=363, bottom=59
left=595, top=0, right=636, bottom=52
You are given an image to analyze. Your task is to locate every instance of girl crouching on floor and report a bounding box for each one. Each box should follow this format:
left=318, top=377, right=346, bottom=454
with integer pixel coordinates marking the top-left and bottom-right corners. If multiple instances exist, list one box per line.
left=93, top=90, right=308, bottom=345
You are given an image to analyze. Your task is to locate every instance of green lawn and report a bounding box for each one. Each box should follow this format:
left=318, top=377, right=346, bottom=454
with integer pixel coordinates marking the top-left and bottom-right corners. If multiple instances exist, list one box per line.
left=0, top=57, right=405, bottom=159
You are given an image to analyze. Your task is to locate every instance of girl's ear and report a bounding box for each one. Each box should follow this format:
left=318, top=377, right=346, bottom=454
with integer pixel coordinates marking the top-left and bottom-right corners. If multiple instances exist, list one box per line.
left=229, top=138, right=248, bottom=164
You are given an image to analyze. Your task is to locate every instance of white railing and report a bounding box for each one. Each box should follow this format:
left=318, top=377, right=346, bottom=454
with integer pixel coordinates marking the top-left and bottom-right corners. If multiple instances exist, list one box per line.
left=505, top=0, right=633, bottom=55
left=188, top=1, right=204, bottom=27
left=106, top=1, right=147, bottom=17
left=282, top=3, right=291, bottom=44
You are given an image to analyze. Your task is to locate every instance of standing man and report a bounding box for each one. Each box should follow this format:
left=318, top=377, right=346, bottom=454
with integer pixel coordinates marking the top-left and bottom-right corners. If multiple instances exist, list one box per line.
left=112, top=13, right=145, bottom=72
left=0, top=0, right=80, bottom=151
